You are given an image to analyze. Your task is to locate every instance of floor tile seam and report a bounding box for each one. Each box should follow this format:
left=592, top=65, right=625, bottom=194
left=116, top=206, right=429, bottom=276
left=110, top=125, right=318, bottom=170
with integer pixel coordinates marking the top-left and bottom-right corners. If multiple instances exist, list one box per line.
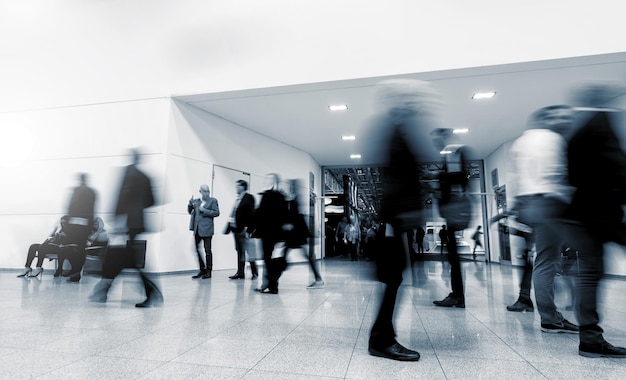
left=243, top=289, right=337, bottom=372
left=434, top=353, right=551, bottom=379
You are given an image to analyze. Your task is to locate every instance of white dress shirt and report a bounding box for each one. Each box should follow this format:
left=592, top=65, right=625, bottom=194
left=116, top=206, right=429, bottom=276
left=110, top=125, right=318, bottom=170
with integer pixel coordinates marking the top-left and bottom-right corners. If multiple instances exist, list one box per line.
left=508, top=128, right=573, bottom=203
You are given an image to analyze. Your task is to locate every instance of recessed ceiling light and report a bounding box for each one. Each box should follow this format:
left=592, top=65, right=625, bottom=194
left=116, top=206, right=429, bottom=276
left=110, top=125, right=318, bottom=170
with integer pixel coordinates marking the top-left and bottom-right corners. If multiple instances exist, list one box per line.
left=453, top=128, right=469, bottom=134
left=440, top=150, right=452, bottom=155
left=329, top=104, right=348, bottom=111
left=350, top=154, right=361, bottom=159
left=472, top=92, right=496, bottom=99
left=342, top=135, right=356, bottom=141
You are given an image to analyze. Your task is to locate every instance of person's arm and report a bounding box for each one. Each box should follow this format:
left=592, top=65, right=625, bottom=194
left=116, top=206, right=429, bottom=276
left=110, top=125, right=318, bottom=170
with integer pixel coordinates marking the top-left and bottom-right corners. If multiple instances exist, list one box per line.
left=200, top=198, right=220, bottom=217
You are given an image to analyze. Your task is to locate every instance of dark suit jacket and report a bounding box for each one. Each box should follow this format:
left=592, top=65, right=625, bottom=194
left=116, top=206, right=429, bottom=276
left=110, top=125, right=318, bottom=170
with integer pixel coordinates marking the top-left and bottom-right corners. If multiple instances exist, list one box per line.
left=567, top=111, right=626, bottom=242
left=233, top=193, right=255, bottom=234
left=253, top=190, right=288, bottom=240
left=115, top=165, right=154, bottom=232
left=188, top=197, right=220, bottom=237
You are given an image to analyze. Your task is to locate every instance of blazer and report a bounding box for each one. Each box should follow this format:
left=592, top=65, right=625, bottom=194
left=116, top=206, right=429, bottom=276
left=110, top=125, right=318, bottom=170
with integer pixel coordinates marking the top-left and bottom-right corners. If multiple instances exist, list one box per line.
left=253, top=190, right=288, bottom=240
left=188, top=197, right=220, bottom=237
left=115, top=165, right=154, bottom=232
left=567, top=111, right=626, bottom=242
left=233, top=193, right=255, bottom=234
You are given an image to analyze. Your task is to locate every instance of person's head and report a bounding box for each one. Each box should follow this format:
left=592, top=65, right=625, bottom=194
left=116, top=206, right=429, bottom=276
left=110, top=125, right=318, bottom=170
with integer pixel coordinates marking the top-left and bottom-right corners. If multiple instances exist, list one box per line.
left=528, top=105, right=574, bottom=136
left=129, top=148, right=141, bottom=165
left=477, top=225, right=482, bottom=230
left=264, top=173, right=281, bottom=191
left=199, top=184, right=210, bottom=199
left=376, top=79, right=442, bottom=121
left=569, top=82, right=625, bottom=108
left=442, top=225, right=447, bottom=229
left=236, top=179, right=248, bottom=195
left=78, top=172, right=88, bottom=186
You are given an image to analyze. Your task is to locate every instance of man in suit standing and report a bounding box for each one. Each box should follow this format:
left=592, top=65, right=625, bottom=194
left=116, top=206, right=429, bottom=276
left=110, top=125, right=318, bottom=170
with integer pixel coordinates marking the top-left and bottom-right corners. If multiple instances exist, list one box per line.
left=227, top=179, right=257, bottom=279
left=188, top=184, right=220, bottom=279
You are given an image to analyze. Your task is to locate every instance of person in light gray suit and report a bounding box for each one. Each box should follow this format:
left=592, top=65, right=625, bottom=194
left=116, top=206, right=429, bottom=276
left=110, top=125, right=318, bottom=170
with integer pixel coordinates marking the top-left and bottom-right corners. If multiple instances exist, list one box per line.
left=188, top=184, right=220, bottom=279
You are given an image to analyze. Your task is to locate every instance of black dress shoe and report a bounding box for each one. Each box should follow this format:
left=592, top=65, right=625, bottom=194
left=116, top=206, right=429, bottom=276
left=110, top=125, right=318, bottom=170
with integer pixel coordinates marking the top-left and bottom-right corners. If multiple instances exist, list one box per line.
left=433, top=293, right=465, bottom=308
left=67, top=273, right=81, bottom=283
left=135, top=295, right=164, bottom=308
left=507, top=297, right=534, bottom=312
left=191, top=271, right=204, bottom=279
left=257, top=288, right=278, bottom=294
left=229, top=274, right=244, bottom=279
left=369, top=342, right=420, bottom=361
left=202, top=272, right=211, bottom=279
left=579, top=341, right=626, bottom=358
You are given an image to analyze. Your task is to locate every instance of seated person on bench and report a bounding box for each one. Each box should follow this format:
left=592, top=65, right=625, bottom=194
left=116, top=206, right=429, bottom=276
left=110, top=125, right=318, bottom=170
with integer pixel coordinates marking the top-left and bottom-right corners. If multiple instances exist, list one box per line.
left=18, top=215, right=71, bottom=277
left=62, top=217, right=108, bottom=276
left=18, top=216, right=108, bottom=278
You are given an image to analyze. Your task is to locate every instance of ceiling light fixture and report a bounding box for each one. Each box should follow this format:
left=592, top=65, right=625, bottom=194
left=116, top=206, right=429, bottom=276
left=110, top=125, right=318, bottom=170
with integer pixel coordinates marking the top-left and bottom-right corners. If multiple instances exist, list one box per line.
left=350, top=154, right=361, bottom=159
left=472, top=92, right=496, bottom=99
left=329, top=104, right=348, bottom=111
left=453, top=128, right=469, bottom=134
left=440, top=150, right=452, bottom=155
left=342, top=135, right=356, bottom=141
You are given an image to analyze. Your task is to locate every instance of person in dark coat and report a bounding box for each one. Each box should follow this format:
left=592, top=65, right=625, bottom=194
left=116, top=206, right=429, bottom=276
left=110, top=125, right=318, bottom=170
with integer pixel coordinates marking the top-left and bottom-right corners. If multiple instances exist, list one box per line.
left=253, top=173, right=290, bottom=294
left=90, top=149, right=162, bottom=307
left=360, top=79, right=442, bottom=361
left=564, top=84, right=626, bottom=358
left=64, top=173, right=97, bottom=282
left=227, top=179, right=256, bottom=279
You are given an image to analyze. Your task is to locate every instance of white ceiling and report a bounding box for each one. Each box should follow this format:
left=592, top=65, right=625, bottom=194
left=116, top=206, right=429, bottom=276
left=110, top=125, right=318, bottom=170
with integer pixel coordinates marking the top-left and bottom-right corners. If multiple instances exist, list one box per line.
left=175, top=52, right=626, bottom=167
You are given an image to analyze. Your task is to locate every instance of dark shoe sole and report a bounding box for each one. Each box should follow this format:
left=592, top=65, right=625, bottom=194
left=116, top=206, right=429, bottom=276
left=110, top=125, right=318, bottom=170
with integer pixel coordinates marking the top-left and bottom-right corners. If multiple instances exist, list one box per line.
left=541, top=327, right=578, bottom=334
left=368, top=348, right=420, bottom=362
left=507, top=306, right=534, bottom=312
left=579, top=350, right=626, bottom=358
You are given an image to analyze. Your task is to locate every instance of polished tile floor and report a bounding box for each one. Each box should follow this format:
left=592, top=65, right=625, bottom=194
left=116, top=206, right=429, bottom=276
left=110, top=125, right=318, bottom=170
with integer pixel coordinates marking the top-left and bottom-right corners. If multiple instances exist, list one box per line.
left=1, top=256, right=626, bottom=379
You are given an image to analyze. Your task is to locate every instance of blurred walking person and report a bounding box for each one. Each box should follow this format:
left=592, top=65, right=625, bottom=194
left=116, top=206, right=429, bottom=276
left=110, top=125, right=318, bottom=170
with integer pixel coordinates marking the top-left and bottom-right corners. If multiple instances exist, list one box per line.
left=361, top=79, right=441, bottom=361
left=565, top=84, right=626, bottom=357
left=507, top=105, right=578, bottom=333
left=90, top=149, right=162, bottom=307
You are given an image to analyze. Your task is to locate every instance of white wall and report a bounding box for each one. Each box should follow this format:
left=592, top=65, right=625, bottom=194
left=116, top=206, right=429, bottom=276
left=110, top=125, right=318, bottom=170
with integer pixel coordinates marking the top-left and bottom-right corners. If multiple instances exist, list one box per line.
left=159, top=100, right=322, bottom=273
left=0, top=98, right=322, bottom=273
left=0, top=98, right=171, bottom=270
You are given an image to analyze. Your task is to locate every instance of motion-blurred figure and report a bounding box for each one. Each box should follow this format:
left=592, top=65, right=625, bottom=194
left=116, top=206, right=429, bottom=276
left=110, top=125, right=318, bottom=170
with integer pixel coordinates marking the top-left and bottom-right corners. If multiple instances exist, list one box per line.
left=565, top=84, right=626, bottom=357
left=64, top=173, right=97, bottom=282
left=361, top=79, right=441, bottom=361
left=188, top=184, right=220, bottom=279
left=226, top=179, right=256, bottom=280
left=415, top=226, right=425, bottom=255
left=507, top=105, right=579, bottom=334
left=253, top=173, right=290, bottom=294
left=471, top=225, right=483, bottom=260
left=90, top=149, right=162, bottom=307
left=278, top=179, right=324, bottom=289
left=433, top=139, right=472, bottom=308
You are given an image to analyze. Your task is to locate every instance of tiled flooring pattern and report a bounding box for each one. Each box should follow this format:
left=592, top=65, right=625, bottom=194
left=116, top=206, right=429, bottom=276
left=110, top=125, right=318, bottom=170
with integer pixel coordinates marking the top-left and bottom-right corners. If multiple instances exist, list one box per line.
left=1, top=256, right=625, bottom=379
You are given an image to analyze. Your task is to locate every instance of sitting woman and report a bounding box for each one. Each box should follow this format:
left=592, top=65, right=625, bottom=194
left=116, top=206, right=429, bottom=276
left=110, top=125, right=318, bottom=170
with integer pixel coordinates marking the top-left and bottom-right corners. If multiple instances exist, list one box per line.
left=18, top=215, right=71, bottom=277
left=18, top=216, right=108, bottom=278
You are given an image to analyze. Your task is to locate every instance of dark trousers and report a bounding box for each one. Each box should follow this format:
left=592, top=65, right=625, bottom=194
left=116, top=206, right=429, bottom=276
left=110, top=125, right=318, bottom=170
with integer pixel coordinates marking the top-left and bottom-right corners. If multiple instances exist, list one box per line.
left=564, top=223, right=606, bottom=345
left=195, top=234, right=213, bottom=273
left=445, top=229, right=464, bottom=300
left=63, top=223, right=90, bottom=277
left=517, top=195, right=568, bottom=325
left=370, top=231, right=405, bottom=348
left=98, top=234, right=161, bottom=302
left=25, top=243, right=70, bottom=268
left=261, top=237, right=282, bottom=291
